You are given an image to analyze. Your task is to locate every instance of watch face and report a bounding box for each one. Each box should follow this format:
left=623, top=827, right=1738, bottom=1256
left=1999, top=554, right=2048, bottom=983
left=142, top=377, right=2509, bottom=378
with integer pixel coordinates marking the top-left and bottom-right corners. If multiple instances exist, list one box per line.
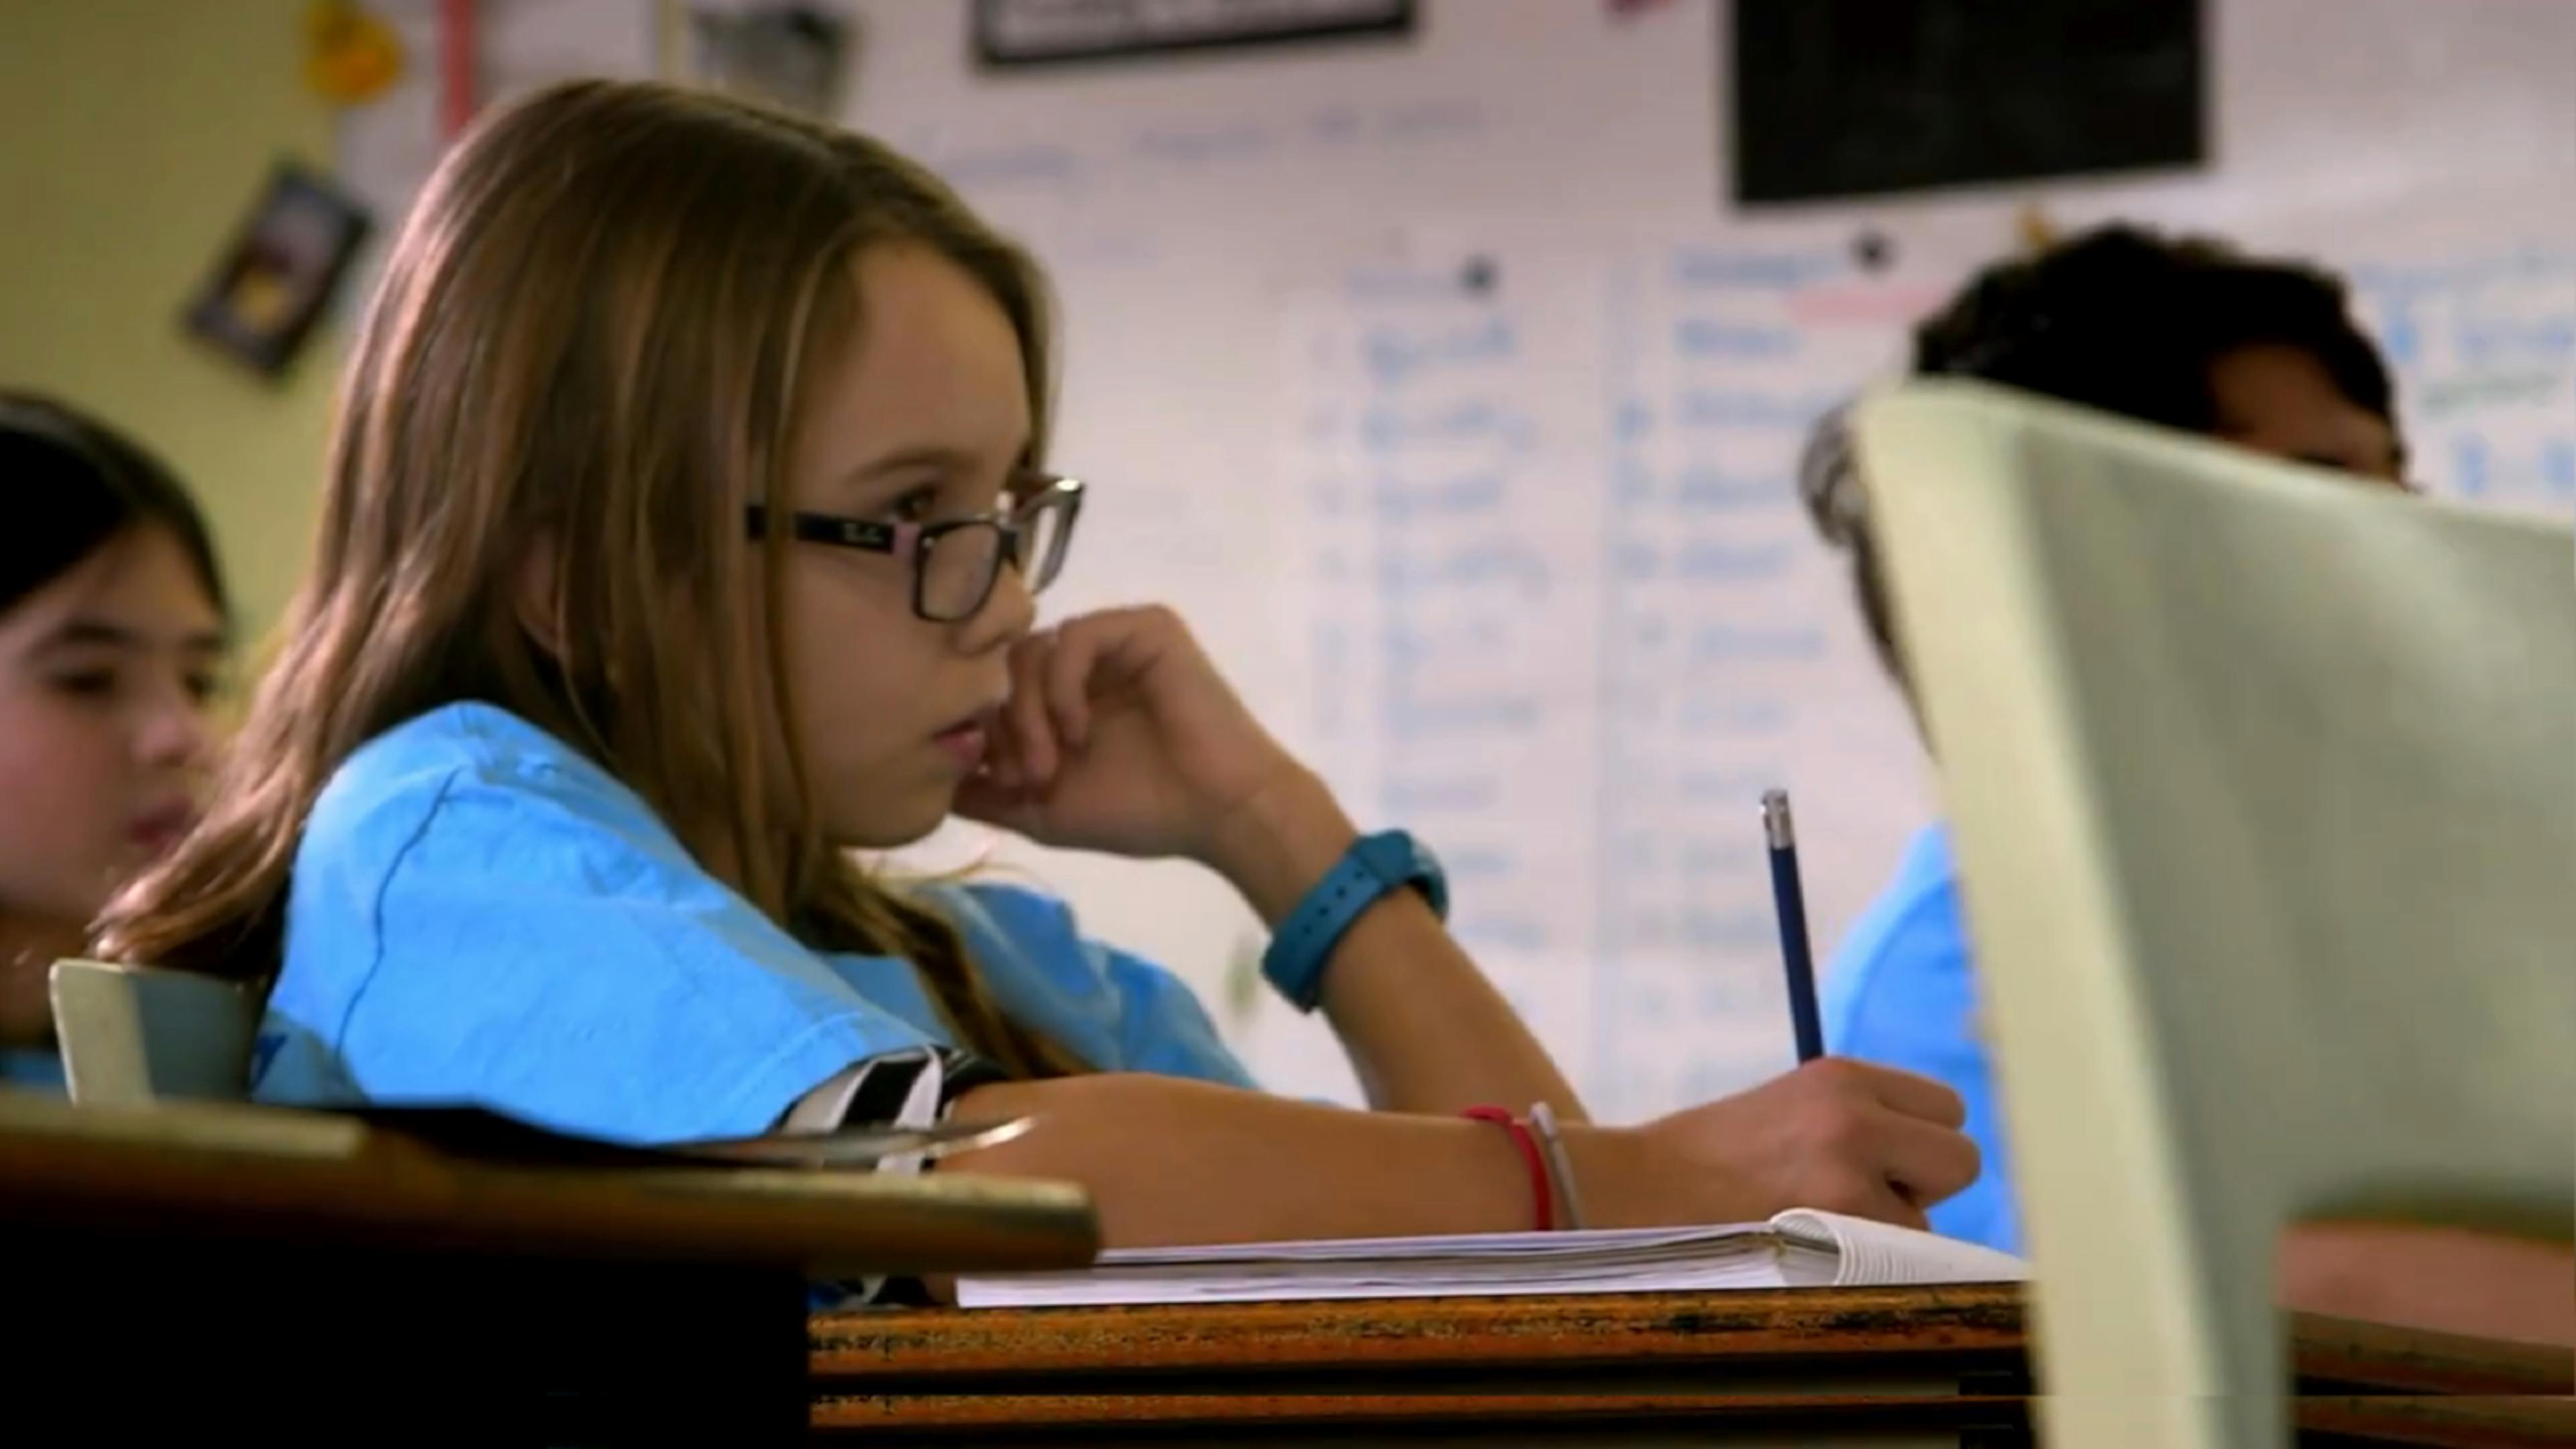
left=1356, top=831, right=1412, bottom=879
left=1405, top=837, right=1442, bottom=882
left=1363, top=830, right=1447, bottom=917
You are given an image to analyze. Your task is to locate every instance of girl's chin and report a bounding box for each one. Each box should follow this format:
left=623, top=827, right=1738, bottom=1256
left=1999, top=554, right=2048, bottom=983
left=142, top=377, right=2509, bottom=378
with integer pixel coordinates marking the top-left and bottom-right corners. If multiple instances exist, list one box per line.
left=822, top=794, right=963, bottom=856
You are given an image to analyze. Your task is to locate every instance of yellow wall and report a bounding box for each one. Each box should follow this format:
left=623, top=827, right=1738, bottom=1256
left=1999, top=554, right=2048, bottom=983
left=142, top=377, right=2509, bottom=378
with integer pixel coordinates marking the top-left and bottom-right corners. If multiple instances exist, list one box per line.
left=0, top=0, right=339, bottom=641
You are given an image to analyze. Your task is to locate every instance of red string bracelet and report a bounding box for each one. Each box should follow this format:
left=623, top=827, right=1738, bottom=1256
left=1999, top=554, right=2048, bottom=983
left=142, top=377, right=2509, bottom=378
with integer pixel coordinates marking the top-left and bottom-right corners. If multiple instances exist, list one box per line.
left=1461, top=1106, right=1554, bottom=1232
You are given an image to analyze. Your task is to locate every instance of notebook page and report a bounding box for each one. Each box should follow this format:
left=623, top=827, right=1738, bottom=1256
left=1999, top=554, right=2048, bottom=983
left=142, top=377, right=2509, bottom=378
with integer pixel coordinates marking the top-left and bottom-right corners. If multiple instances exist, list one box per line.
left=955, top=1216, right=2023, bottom=1307
left=956, top=1224, right=1815, bottom=1307
left=1769, top=1208, right=2029, bottom=1285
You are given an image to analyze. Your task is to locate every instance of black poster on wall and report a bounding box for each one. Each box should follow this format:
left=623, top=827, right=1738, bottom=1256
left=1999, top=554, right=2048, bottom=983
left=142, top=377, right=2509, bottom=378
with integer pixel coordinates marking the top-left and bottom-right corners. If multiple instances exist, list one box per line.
left=1731, top=0, right=2205, bottom=205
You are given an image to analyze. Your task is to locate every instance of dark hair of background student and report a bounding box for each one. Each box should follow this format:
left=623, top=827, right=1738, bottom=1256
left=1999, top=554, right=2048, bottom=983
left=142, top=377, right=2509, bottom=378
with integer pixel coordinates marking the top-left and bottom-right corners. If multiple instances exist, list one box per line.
left=1800, top=224, right=2409, bottom=696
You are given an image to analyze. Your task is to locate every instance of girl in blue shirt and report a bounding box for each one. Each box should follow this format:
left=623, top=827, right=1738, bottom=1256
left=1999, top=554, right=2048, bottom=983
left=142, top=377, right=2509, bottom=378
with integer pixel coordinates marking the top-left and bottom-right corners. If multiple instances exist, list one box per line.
left=97, top=79, right=1976, bottom=1252
left=1802, top=226, right=2574, bottom=1345
left=0, top=394, right=229, bottom=1090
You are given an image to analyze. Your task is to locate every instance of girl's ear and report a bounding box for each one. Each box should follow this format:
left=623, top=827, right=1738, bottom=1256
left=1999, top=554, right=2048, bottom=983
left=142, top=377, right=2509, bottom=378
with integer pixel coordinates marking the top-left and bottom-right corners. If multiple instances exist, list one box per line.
left=513, top=529, right=566, bottom=659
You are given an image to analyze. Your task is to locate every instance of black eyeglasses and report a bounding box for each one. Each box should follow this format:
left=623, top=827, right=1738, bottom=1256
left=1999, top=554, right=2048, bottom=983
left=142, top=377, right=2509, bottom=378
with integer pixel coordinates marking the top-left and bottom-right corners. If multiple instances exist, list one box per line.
left=745, top=474, right=1084, bottom=623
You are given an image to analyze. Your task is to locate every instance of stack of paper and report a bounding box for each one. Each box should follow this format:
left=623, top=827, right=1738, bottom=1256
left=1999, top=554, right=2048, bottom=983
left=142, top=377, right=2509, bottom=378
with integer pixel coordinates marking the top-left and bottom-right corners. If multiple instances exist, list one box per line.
left=959, top=1208, right=2026, bottom=1308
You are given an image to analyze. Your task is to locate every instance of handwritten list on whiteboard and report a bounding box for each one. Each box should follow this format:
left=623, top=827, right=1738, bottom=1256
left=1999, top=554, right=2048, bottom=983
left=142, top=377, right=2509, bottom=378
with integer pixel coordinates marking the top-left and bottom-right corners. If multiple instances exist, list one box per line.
left=2347, top=249, right=2576, bottom=514
left=1588, top=245, right=1947, bottom=1117
left=1243, top=207, right=2571, bottom=1122
left=1285, top=255, right=1617, bottom=1099
left=1254, top=239, right=1939, bottom=1121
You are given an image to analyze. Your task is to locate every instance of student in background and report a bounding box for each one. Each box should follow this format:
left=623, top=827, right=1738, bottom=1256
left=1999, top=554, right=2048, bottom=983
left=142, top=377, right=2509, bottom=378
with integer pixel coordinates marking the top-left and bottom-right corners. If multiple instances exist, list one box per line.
left=0, top=394, right=229, bottom=1089
left=1801, top=225, right=2575, bottom=1344
left=99, top=80, right=1978, bottom=1258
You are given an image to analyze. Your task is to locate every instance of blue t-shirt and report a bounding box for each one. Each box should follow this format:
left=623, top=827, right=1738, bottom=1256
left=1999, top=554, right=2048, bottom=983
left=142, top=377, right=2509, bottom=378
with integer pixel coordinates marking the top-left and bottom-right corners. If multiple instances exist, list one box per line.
left=1819, top=824, right=2021, bottom=1253
left=2, top=1046, right=65, bottom=1093
left=256, top=702, right=1254, bottom=1142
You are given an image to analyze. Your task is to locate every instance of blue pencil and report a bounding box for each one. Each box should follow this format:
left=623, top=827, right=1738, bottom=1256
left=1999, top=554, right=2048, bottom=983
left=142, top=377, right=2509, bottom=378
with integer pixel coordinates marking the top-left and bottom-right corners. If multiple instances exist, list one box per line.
left=1762, top=789, right=1825, bottom=1062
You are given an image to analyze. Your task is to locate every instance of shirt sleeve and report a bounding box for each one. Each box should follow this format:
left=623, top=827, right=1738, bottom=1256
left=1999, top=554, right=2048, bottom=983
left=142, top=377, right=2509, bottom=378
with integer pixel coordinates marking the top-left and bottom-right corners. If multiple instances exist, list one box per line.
left=1829, top=892, right=2023, bottom=1254
left=266, top=759, right=938, bottom=1145
left=925, top=881, right=1260, bottom=1089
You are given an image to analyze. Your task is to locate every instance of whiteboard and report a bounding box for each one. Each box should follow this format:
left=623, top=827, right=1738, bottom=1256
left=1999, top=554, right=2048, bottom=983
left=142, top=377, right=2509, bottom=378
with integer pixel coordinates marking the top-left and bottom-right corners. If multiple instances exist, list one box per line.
left=337, top=0, right=2576, bottom=1119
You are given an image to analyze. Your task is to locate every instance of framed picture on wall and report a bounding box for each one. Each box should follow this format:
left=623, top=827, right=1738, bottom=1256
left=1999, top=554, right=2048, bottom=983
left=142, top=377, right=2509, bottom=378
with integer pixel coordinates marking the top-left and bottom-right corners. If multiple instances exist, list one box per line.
left=683, top=3, right=856, bottom=119
left=184, top=161, right=372, bottom=378
left=975, top=0, right=1416, bottom=68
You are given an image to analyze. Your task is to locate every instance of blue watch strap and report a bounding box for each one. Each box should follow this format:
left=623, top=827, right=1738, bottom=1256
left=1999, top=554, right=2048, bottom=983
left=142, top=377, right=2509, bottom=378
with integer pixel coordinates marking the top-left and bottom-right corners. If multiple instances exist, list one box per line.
left=1260, top=830, right=1448, bottom=1013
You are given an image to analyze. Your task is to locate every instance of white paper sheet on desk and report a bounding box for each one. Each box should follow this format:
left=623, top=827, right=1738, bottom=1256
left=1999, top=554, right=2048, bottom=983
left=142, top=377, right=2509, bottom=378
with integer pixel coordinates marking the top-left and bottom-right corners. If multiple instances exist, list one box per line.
left=956, top=1208, right=2026, bottom=1308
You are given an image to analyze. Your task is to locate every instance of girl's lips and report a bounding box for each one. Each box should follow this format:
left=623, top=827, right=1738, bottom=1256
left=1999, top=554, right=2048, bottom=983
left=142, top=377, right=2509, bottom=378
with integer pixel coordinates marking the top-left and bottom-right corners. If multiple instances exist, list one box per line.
left=129, top=802, right=197, bottom=853
left=934, top=720, right=989, bottom=770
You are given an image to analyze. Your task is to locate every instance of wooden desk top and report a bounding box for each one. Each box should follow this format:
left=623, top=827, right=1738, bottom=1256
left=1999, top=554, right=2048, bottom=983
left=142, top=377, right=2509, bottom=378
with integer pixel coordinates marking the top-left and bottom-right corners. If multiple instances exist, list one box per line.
left=0, top=1089, right=1098, bottom=1276
left=812, top=1285, right=2576, bottom=1441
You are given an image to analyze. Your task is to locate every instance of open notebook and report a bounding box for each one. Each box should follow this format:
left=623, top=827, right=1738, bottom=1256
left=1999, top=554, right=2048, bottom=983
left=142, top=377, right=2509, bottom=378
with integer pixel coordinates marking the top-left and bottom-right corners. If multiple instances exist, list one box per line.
left=957, top=1209, right=2025, bottom=1308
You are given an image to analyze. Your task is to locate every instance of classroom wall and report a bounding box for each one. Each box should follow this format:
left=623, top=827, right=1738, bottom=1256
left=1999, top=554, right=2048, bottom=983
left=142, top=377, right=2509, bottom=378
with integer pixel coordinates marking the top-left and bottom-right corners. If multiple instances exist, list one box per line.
left=0, top=0, right=337, bottom=641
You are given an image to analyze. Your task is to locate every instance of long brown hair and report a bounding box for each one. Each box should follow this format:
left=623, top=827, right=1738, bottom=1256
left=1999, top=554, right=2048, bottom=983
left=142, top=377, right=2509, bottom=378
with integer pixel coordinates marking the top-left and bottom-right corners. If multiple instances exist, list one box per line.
left=97, top=79, right=1080, bottom=1079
